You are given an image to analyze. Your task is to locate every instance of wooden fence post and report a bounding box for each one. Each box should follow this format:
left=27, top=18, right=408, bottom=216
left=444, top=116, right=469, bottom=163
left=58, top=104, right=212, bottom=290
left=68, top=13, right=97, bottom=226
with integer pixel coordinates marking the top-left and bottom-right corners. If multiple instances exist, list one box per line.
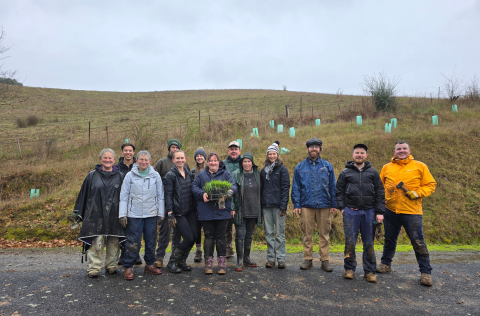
left=285, top=105, right=289, bottom=118
left=199, top=110, right=201, bottom=130
left=89, top=121, right=91, bottom=145
left=300, top=97, right=302, bottom=119
left=16, top=135, right=22, bottom=157
left=106, top=126, right=109, bottom=146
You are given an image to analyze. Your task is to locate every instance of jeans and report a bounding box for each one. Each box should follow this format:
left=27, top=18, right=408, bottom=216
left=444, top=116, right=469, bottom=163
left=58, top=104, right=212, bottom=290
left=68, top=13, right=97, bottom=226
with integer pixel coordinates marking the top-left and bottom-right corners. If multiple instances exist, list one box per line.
left=234, top=218, right=257, bottom=240
left=202, top=219, right=229, bottom=257
left=124, top=217, right=157, bottom=268
left=195, top=219, right=203, bottom=245
left=263, top=207, right=286, bottom=262
left=300, top=207, right=331, bottom=261
left=381, top=208, right=432, bottom=274
left=343, top=207, right=376, bottom=273
left=175, top=212, right=198, bottom=252
left=155, top=216, right=181, bottom=258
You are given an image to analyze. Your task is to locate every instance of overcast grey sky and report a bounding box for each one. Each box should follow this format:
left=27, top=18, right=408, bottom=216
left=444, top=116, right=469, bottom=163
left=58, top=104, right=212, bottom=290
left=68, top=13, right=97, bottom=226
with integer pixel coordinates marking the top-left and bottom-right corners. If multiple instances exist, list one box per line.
left=1, top=0, right=479, bottom=95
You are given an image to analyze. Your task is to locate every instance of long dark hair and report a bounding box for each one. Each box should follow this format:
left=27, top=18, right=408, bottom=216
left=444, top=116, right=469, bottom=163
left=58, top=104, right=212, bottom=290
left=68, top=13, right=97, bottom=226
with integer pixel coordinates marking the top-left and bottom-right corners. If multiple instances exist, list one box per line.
left=194, top=147, right=207, bottom=178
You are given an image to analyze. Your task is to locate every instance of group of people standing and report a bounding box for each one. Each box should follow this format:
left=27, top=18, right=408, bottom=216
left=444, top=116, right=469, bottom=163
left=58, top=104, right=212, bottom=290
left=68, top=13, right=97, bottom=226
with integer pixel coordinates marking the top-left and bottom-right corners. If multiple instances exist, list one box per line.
left=73, top=136, right=436, bottom=286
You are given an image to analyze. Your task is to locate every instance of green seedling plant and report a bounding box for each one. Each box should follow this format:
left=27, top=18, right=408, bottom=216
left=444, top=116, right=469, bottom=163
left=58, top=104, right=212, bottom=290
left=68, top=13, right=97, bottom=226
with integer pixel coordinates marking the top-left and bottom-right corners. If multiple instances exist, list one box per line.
left=203, top=180, right=232, bottom=197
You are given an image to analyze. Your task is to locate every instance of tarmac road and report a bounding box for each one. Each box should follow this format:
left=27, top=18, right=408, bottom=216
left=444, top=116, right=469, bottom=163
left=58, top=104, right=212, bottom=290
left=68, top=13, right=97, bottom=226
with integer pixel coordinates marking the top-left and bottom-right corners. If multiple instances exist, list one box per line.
left=0, top=248, right=479, bottom=316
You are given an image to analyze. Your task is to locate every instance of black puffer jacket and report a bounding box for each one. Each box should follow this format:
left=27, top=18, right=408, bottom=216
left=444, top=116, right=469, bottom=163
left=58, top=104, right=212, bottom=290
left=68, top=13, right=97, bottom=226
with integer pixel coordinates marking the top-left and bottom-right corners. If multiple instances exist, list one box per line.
left=117, top=156, right=136, bottom=175
left=335, top=161, right=385, bottom=215
left=260, top=161, right=290, bottom=210
left=164, top=166, right=195, bottom=216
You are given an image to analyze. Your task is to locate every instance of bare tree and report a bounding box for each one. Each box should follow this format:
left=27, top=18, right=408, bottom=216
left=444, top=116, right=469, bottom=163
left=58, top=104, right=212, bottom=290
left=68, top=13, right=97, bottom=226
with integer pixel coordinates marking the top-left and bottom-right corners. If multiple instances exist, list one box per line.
left=464, top=75, right=480, bottom=104
left=0, top=27, right=21, bottom=102
left=363, top=72, right=400, bottom=112
left=282, top=85, right=287, bottom=91
left=441, top=68, right=463, bottom=103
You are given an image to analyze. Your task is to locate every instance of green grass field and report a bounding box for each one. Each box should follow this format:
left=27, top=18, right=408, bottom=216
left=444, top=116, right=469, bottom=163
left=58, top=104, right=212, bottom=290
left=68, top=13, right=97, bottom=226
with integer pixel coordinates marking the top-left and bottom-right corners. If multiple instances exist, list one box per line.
left=0, top=86, right=479, bottom=247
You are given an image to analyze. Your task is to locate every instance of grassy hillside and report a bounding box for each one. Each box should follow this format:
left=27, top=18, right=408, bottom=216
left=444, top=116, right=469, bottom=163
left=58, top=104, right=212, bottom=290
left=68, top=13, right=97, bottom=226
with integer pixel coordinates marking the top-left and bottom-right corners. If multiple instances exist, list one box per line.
left=0, top=86, right=479, bottom=246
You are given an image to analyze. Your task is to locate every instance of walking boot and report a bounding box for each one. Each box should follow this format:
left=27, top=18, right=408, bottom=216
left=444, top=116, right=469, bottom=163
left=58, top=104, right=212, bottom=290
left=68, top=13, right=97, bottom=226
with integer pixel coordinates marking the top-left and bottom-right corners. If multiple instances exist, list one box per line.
left=321, top=260, right=333, bottom=272
left=166, top=248, right=183, bottom=273
left=217, top=256, right=227, bottom=274
left=154, top=257, right=164, bottom=268
left=364, top=273, right=377, bottom=283
left=144, top=265, right=162, bottom=275
left=235, top=239, right=244, bottom=272
left=243, top=238, right=257, bottom=267
left=204, top=256, right=214, bottom=274
left=194, top=249, right=203, bottom=262
left=420, top=273, right=433, bottom=286
left=376, top=263, right=392, bottom=273
left=123, top=268, right=134, bottom=280
left=344, top=270, right=354, bottom=279
left=177, top=247, right=192, bottom=271
left=300, top=260, right=313, bottom=270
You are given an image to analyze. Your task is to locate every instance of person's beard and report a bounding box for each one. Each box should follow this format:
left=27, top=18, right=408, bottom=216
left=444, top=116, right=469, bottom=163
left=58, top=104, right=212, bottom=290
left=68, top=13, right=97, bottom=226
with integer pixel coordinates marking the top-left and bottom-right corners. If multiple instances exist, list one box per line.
left=308, top=151, right=319, bottom=160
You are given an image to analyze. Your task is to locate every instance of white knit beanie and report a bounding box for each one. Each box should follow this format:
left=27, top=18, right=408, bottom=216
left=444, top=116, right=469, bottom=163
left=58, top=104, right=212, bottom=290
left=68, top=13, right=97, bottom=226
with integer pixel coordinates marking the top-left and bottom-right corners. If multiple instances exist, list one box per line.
left=267, top=141, right=280, bottom=154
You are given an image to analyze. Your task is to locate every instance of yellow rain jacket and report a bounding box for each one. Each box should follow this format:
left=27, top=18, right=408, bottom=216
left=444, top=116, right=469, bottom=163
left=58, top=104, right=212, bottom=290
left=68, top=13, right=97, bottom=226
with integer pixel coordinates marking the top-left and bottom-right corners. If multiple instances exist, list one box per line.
left=380, top=155, right=436, bottom=215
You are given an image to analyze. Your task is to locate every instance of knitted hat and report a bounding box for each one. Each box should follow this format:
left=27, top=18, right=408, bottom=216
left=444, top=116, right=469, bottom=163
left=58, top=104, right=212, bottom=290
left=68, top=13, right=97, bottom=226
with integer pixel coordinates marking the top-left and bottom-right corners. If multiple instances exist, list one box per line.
left=267, top=141, right=280, bottom=154
left=167, top=139, right=182, bottom=150
left=194, top=147, right=207, bottom=160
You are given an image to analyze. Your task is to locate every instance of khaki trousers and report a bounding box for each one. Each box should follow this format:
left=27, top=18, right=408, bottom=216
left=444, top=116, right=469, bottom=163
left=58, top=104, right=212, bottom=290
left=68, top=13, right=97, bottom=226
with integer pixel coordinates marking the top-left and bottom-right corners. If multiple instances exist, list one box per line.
left=300, top=207, right=331, bottom=261
left=87, top=236, right=120, bottom=274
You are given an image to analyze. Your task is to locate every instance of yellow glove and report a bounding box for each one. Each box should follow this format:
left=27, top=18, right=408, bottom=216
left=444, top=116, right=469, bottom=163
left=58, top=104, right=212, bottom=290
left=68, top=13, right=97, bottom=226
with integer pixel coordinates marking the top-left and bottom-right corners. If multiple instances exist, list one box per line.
left=405, top=190, right=419, bottom=200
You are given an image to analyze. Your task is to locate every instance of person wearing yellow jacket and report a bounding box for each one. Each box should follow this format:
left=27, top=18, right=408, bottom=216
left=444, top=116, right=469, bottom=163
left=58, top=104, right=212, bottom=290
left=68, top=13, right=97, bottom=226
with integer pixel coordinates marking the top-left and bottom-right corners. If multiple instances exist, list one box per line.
left=376, top=140, right=437, bottom=286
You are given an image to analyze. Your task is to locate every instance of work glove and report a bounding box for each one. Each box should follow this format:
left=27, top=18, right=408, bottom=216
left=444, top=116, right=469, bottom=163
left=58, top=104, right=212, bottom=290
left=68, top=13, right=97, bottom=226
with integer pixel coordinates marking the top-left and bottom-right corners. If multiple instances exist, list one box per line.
left=157, top=216, right=165, bottom=228
left=405, top=190, right=419, bottom=200
left=279, top=209, right=287, bottom=217
left=168, top=214, right=177, bottom=228
left=119, top=216, right=128, bottom=228
left=226, top=189, right=234, bottom=200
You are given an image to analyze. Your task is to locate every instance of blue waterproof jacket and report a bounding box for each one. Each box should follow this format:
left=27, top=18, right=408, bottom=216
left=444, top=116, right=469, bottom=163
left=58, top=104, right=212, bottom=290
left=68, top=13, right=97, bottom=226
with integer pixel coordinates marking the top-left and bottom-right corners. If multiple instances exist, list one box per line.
left=291, top=157, right=337, bottom=209
left=191, top=163, right=237, bottom=221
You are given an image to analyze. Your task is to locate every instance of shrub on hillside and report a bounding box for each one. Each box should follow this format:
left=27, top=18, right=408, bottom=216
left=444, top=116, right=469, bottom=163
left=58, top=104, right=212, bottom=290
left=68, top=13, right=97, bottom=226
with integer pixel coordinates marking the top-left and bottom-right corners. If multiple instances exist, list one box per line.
left=363, top=72, right=400, bottom=112
left=0, top=77, right=23, bottom=86
left=16, top=115, right=40, bottom=128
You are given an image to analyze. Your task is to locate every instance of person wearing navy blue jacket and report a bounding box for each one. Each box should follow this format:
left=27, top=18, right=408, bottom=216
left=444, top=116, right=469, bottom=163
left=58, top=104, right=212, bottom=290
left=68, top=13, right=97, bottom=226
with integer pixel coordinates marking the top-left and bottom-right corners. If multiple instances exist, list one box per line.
left=291, top=138, right=338, bottom=272
left=191, top=152, right=237, bottom=275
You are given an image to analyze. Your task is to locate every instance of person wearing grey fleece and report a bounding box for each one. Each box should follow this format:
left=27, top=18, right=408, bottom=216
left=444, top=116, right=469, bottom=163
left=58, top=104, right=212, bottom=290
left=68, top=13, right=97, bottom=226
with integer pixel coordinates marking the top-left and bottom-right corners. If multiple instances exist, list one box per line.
left=119, top=150, right=165, bottom=280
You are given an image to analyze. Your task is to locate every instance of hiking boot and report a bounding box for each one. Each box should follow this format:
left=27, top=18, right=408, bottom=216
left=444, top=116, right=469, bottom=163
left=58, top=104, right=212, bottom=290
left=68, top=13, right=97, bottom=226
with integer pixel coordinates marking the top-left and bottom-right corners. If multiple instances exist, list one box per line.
left=204, top=256, right=214, bottom=274
left=154, top=257, right=164, bottom=268
left=321, top=260, right=333, bottom=272
left=300, top=260, right=313, bottom=270
left=344, top=270, right=354, bottom=279
left=167, top=248, right=183, bottom=273
left=265, top=261, right=275, bottom=268
left=235, top=239, right=244, bottom=272
left=278, top=261, right=287, bottom=269
left=88, top=272, right=99, bottom=278
left=217, top=256, right=227, bottom=274
left=144, top=265, right=162, bottom=275
left=123, top=268, right=134, bottom=280
left=106, top=268, right=117, bottom=274
left=420, top=273, right=433, bottom=286
left=243, top=239, right=257, bottom=267
left=376, top=263, right=392, bottom=273
left=364, top=273, right=377, bottom=283
left=194, top=249, right=203, bottom=262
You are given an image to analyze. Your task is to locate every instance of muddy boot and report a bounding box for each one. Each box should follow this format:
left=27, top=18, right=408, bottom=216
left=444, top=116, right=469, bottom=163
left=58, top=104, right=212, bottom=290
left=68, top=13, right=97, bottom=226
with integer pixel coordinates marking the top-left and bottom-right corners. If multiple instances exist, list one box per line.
left=364, top=273, right=377, bottom=283
left=217, top=256, right=227, bottom=274
left=154, top=257, right=163, bottom=268
left=123, top=268, right=134, bottom=280
left=376, top=263, right=392, bottom=273
left=166, top=248, right=183, bottom=273
left=235, top=239, right=244, bottom=272
left=420, top=273, right=433, bottom=286
left=204, top=256, right=214, bottom=274
left=177, top=247, right=192, bottom=271
left=300, top=260, right=313, bottom=270
left=321, top=260, right=333, bottom=272
left=243, top=238, right=257, bottom=267
left=194, top=249, right=203, bottom=262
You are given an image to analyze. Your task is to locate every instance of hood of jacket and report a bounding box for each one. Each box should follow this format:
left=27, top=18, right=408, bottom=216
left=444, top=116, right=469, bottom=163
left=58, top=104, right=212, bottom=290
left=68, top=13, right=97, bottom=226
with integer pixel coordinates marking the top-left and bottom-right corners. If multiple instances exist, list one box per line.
left=391, top=155, right=414, bottom=165
left=239, top=152, right=258, bottom=171
left=95, top=164, right=120, bottom=173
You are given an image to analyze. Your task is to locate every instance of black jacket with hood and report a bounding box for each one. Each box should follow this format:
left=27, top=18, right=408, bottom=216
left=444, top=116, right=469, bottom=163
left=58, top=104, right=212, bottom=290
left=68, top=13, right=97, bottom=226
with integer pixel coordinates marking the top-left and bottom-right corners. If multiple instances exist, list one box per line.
left=73, top=164, right=126, bottom=252
left=260, top=160, right=290, bottom=210
left=164, top=166, right=196, bottom=217
left=335, top=161, right=385, bottom=215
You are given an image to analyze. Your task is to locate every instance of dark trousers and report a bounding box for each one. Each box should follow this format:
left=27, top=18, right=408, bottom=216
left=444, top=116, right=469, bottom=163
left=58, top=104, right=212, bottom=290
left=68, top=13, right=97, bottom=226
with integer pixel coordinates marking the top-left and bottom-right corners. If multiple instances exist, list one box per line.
left=226, top=219, right=234, bottom=250
left=202, top=219, right=229, bottom=257
left=123, top=217, right=157, bottom=268
left=381, top=208, right=432, bottom=274
left=234, top=218, right=257, bottom=241
left=175, top=211, right=198, bottom=252
left=195, top=219, right=202, bottom=245
left=343, top=207, right=376, bottom=273
left=155, top=216, right=181, bottom=258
